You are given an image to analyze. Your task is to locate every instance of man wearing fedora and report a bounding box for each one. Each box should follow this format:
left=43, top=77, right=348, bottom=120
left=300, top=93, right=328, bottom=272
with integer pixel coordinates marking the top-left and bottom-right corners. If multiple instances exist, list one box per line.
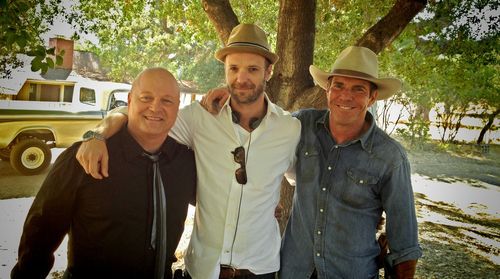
left=279, top=46, right=422, bottom=278
left=75, top=24, right=300, bottom=279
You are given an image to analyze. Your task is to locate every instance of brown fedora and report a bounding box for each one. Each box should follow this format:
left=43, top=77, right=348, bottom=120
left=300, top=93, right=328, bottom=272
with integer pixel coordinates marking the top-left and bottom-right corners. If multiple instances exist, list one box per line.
left=309, top=46, right=402, bottom=100
left=215, top=23, right=279, bottom=64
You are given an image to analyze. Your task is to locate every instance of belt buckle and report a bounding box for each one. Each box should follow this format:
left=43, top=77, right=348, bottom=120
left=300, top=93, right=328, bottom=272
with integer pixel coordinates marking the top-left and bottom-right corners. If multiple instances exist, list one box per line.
left=221, top=265, right=236, bottom=278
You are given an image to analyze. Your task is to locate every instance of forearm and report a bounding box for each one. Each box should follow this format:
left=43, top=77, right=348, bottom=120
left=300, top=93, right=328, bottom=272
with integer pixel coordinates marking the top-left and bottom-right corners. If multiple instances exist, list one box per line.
left=391, top=259, right=417, bottom=279
left=95, top=107, right=128, bottom=139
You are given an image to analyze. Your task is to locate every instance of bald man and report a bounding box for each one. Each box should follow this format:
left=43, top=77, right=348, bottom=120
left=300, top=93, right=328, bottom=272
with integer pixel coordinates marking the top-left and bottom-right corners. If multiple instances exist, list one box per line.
left=11, top=68, right=196, bottom=279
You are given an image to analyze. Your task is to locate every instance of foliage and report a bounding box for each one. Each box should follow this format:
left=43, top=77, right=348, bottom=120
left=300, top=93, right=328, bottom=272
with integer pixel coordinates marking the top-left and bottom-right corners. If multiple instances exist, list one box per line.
left=377, top=93, right=412, bottom=136
left=382, top=0, right=499, bottom=143
left=396, top=116, right=431, bottom=149
left=69, top=0, right=225, bottom=91
left=314, top=0, right=395, bottom=70
left=73, top=0, right=402, bottom=90
left=0, top=0, right=72, bottom=78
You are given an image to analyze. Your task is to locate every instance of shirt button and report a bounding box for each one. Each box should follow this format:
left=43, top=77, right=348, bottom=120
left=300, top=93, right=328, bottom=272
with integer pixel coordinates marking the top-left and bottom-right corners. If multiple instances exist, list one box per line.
left=322, top=188, right=326, bottom=191
left=316, top=253, right=321, bottom=257
left=328, top=166, right=332, bottom=170
left=359, top=180, right=364, bottom=184
left=317, top=231, right=321, bottom=235
left=320, top=208, right=324, bottom=213
left=225, top=250, right=230, bottom=253
left=305, top=152, right=309, bottom=155
left=334, top=145, right=338, bottom=149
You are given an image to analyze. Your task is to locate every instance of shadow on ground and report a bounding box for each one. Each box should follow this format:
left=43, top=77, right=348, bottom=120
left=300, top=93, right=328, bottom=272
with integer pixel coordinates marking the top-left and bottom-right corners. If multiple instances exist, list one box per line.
left=407, top=143, right=500, bottom=187
left=414, top=191, right=500, bottom=278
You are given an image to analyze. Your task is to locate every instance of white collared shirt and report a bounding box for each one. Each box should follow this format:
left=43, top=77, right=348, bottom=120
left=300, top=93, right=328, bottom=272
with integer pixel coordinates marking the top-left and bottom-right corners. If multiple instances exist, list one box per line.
left=170, top=95, right=300, bottom=278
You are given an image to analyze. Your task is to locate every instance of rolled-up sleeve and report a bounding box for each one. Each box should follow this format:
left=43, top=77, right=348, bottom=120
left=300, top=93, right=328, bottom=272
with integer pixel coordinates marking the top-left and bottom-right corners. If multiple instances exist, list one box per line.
left=381, top=157, right=422, bottom=266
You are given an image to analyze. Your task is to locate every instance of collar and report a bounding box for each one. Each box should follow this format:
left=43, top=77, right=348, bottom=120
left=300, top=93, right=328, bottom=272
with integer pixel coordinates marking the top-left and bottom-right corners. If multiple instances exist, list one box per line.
left=220, top=92, right=279, bottom=119
left=317, top=110, right=376, bottom=153
left=118, top=125, right=178, bottom=163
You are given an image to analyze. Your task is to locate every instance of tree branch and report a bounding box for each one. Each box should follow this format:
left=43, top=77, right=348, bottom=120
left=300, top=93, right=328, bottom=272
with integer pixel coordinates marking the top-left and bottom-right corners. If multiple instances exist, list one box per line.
left=356, top=0, right=427, bottom=53
left=201, top=0, right=239, bottom=45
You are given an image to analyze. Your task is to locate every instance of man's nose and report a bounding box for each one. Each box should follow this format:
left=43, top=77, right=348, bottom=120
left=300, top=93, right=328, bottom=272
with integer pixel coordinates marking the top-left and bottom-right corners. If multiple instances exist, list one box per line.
left=236, top=70, right=249, bottom=82
left=149, top=98, right=161, bottom=111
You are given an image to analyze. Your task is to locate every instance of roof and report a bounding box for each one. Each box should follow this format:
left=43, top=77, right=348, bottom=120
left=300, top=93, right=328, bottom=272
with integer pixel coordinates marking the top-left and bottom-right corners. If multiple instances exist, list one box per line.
left=0, top=53, right=127, bottom=95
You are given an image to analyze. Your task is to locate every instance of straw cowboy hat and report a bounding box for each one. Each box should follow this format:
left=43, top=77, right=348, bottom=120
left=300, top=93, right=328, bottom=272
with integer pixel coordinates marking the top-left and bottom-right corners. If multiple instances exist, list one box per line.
left=215, top=23, right=279, bottom=64
left=309, top=46, right=402, bottom=100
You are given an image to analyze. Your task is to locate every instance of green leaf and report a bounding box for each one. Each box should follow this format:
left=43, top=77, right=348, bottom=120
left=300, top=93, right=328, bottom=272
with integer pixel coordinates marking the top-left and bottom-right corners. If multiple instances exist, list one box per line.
left=31, top=57, right=43, bottom=72
left=46, top=57, right=55, bottom=68
left=56, top=55, right=63, bottom=66
left=40, top=63, right=49, bottom=74
left=46, top=47, right=56, bottom=55
left=17, top=37, right=27, bottom=49
left=59, top=49, right=66, bottom=56
left=35, top=46, right=46, bottom=57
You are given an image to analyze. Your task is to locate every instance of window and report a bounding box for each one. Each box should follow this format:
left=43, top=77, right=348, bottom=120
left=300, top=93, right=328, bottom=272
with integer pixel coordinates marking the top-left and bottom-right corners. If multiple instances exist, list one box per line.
left=29, top=84, right=37, bottom=100
left=40, top=84, right=60, bottom=101
left=80, top=88, right=96, bottom=104
left=63, top=85, right=74, bottom=102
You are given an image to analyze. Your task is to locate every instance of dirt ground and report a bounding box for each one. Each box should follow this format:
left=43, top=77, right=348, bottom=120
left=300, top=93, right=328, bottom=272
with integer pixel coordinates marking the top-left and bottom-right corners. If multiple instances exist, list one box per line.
left=405, top=141, right=500, bottom=278
left=0, top=142, right=499, bottom=278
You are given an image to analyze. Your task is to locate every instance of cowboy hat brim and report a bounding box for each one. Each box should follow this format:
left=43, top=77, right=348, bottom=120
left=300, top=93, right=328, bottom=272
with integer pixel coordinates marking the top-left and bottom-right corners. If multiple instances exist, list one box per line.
left=215, top=45, right=279, bottom=64
left=309, top=65, right=401, bottom=100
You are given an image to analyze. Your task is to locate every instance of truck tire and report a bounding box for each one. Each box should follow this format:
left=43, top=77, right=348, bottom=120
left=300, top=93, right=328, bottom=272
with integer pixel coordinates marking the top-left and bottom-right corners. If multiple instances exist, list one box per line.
left=0, top=148, right=10, bottom=161
left=10, top=139, right=52, bottom=175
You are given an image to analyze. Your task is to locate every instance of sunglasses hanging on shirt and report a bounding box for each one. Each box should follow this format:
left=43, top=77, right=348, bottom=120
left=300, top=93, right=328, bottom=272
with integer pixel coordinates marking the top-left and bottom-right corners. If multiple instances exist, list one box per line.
left=231, top=146, right=247, bottom=184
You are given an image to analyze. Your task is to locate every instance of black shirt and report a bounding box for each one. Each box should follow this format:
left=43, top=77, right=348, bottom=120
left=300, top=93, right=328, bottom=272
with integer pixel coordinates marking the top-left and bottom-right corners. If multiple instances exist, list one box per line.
left=11, top=127, right=196, bottom=279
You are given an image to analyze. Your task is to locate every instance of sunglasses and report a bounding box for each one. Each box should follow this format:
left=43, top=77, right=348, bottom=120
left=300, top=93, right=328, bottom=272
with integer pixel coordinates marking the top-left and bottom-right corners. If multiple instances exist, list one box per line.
left=231, top=146, right=247, bottom=184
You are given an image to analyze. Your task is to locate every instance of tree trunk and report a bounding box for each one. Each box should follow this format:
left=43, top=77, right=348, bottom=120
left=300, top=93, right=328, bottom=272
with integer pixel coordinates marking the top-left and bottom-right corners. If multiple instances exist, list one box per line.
left=267, top=0, right=316, bottom=109
left=477, top=108, right=499, bottom=144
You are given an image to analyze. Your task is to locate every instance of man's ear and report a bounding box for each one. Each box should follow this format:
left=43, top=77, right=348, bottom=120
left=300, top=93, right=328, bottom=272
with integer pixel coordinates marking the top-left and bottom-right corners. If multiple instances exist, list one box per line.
left=265, top=64, right=273, bottom=81
left=369, top=90, right=378, bottom=106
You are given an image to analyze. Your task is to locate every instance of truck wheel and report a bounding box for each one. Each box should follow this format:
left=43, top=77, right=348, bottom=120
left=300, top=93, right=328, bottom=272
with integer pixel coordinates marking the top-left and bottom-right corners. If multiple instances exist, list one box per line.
left=10, top=139, right=52, bottom=175
left=0, top=148, right=10, bottom=161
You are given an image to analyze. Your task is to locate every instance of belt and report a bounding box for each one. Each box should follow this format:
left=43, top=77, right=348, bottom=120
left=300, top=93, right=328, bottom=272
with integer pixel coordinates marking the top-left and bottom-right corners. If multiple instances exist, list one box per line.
left=219, top=265, right=254, bottom=278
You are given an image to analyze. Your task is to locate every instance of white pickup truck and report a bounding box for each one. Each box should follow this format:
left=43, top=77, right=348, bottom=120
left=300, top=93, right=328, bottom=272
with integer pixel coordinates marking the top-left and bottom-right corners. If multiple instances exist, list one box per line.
left=0, top=78, right=131, bottom=175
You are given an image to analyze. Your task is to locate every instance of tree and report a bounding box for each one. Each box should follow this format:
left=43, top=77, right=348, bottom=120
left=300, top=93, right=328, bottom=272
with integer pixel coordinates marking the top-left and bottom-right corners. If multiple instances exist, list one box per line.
left=386, top=0, right=499, bottom=144
left=0, top=0, right=74, bottom=78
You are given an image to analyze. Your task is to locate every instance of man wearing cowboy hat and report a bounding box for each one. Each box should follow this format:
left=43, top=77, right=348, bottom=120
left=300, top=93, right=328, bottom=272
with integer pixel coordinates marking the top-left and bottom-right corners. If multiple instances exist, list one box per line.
left=75, top=24, right=300, bottom=279
left=280, top=46, right=422, bottom=278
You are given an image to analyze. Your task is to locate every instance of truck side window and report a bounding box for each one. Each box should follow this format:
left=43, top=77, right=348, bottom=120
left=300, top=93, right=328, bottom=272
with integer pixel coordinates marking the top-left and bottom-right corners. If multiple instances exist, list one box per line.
left=64, top=85, right=74, bottom=102
left=29, top=84, right=37, bottom=101
left=40, top=84, right=59, bottom=101
left=80, top=87, right=96, bottom=105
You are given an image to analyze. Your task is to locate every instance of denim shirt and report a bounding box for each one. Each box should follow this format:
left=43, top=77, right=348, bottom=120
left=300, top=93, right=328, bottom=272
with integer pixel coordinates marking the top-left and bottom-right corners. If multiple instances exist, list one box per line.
left=280, top=109, right=422, bottom=279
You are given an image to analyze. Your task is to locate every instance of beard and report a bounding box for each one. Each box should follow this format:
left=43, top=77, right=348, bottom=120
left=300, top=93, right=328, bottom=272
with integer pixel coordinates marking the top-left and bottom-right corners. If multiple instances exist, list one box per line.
left=228, top=79, right=266, bottom=105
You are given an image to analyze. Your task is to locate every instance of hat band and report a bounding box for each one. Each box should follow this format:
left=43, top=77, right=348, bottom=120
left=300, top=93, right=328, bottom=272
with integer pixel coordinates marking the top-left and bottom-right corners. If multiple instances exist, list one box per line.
left=332, top=69, right=377, bottom=80
left=227, top=41, right=270, bottom=51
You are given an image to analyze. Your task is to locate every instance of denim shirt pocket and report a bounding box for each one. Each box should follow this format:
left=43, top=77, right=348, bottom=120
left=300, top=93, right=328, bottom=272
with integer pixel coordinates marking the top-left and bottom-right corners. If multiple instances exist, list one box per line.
left=297, top=146, right=321, bottom=184
left=343, top=168, right=380, bottom=208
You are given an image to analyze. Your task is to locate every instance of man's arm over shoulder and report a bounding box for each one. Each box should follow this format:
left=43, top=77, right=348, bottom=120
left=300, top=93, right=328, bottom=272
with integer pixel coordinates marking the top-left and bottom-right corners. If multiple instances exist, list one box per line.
left=76, top=108, right=128, bottom=179
left=12, top=146, right=83, bottom=278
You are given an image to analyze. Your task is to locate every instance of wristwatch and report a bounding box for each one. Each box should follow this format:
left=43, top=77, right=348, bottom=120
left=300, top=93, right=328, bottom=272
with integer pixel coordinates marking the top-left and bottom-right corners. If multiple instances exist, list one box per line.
left=82, top=130, right=106, bottom=142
